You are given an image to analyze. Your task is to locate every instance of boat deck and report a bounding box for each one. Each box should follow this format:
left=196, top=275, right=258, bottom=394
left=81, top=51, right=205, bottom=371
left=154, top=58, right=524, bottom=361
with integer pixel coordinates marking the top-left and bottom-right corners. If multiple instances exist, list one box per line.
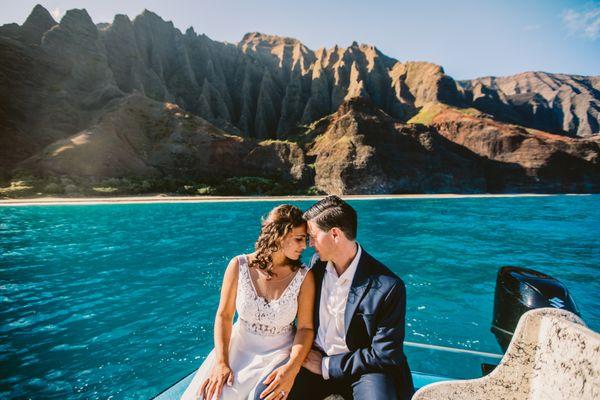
left=152, top=370, right=452, bottom=399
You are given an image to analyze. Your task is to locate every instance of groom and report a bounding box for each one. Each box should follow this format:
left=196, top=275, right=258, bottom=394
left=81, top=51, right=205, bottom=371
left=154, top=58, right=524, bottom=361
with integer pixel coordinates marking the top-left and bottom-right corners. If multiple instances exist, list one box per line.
left=292, top=195, right=413, bottom=399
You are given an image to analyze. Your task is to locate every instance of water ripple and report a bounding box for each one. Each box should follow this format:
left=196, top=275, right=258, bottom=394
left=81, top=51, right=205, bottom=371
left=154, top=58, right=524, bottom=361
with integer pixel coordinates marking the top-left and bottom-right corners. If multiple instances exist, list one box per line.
left=0, top=196, right=598, bottom=398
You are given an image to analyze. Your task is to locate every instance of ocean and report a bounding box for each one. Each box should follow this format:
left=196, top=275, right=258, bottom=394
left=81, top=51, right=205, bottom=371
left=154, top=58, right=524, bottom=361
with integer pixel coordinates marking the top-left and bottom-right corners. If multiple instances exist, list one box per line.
left=1, top=195, right=598, bottom=399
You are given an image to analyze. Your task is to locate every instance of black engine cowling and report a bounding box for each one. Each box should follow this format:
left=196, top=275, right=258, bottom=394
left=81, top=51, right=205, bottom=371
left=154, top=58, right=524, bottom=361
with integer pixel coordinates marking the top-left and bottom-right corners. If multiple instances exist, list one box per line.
left=491, top=266, right=580, bottom=352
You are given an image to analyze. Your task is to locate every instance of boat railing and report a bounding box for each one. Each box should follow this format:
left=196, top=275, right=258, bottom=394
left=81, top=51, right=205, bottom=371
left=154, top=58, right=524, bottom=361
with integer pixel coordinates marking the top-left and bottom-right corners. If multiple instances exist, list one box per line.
left=404, top=341, right=502, bottom=359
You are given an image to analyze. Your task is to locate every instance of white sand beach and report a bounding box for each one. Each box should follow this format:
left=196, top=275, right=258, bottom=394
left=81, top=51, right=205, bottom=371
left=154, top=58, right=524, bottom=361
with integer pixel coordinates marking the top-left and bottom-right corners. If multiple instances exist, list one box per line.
left=0, top=193, right=581, bottom=206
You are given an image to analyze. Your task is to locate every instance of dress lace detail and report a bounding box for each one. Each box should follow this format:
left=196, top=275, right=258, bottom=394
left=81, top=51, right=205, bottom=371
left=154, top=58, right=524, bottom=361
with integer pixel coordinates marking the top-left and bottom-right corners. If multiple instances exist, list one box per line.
left=181, top=255, right=306, bottom=399
left=236, top=255, right=308, bottom=337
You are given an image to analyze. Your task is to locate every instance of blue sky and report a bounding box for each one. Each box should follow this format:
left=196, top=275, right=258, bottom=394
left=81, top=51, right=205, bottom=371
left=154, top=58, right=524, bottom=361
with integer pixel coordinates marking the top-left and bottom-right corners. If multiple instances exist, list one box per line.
left=2, top=0, right=599, bottom=79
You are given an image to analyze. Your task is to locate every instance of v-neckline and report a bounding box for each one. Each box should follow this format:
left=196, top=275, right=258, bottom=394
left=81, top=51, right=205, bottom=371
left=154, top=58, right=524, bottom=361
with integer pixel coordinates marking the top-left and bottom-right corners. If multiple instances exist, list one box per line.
left=244, top=255, right=300, bottom=303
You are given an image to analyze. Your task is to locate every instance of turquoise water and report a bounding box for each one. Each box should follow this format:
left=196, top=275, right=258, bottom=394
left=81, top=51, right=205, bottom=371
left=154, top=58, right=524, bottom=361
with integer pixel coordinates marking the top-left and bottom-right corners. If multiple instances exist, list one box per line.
left=1, top=195, right=598, bottom=399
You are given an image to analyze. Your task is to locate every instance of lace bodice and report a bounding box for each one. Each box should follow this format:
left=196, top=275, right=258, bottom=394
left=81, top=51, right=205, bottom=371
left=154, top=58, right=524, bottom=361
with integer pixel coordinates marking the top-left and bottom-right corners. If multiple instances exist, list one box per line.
left=236, top=255, right=309, bottom=336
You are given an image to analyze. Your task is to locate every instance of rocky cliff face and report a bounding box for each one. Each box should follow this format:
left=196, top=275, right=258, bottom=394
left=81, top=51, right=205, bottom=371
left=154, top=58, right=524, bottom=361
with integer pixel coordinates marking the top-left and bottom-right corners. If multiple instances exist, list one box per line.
left=300, top=99, right=599, bottom=194
left=16, top=94, right=311, bottom=187
left=0, top=7, right=470, bottom=157
left=0, top=7, right=124, bottom=176
left=17, top=94, right=244, bottom=179
left=428, top=106, right=600, bottom=192
left=458, top=72, right=600, bottom=137
left=0, top=5, right=598, bottom=195
left=304, top=98, right=486, bottom=194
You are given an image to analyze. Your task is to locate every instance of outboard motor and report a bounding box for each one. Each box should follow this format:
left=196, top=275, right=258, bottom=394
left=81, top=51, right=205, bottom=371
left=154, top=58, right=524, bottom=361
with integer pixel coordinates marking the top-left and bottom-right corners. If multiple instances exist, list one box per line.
left=491, top=266, right=580, bottom=352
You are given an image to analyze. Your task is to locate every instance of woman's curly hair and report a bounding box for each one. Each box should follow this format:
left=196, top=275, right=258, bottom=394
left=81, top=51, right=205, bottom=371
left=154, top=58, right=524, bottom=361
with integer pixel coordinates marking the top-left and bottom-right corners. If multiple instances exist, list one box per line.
left=250, top=204, right=306, bottom=277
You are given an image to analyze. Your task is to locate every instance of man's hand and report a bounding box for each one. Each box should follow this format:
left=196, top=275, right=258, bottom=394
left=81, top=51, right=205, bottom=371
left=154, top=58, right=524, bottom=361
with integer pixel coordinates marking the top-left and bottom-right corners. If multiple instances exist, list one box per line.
left=302, top=349, right=323, bottom=375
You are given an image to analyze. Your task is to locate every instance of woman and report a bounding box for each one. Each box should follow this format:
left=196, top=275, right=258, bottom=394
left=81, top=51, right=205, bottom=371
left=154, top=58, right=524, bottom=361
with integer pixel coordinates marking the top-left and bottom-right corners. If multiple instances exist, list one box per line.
left=181, top=205, right=315, bottom=400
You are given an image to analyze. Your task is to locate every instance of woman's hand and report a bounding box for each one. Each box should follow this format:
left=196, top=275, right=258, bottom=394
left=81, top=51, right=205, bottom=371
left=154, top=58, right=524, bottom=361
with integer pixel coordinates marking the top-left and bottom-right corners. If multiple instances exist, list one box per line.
left=197, top=362, right=234, bottom=400
left=259, top=363, right=299, bottom=400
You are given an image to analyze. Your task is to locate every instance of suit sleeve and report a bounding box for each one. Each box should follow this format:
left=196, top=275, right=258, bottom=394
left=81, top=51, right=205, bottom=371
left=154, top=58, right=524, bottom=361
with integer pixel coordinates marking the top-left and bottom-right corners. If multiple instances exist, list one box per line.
left=327, top=281, right=407, bottom=379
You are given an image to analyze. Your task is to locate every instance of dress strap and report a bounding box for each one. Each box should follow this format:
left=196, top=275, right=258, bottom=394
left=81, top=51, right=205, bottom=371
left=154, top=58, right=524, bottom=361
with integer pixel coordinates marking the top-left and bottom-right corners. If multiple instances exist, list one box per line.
left=237, top=254, right=248, bottom=269
left=236, top=255, right=248, bottom=282
left=293, top=266, right=311, bottom=294
left=299, top=265, right=310, bottom=282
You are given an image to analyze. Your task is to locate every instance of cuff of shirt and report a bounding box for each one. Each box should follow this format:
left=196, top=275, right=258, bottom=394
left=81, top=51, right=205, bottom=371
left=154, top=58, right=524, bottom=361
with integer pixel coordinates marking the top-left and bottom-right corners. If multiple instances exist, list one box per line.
left=321, top=356, right=330, bottom=380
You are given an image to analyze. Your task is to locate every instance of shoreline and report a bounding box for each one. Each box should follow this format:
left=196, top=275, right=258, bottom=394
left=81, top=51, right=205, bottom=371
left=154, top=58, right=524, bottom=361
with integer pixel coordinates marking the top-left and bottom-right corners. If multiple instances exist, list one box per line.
left=0, top=193, right=590, bottom=206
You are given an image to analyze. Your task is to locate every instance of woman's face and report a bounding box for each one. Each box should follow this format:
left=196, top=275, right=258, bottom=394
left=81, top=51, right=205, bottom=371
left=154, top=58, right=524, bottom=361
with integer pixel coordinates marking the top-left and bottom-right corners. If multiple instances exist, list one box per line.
left=280, top=224, right=307, bottom=260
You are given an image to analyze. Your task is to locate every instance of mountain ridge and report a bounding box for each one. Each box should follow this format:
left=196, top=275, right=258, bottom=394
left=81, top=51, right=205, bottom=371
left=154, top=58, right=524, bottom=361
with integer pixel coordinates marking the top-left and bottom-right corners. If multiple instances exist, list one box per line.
left=0, top=5, right=598, bottom=196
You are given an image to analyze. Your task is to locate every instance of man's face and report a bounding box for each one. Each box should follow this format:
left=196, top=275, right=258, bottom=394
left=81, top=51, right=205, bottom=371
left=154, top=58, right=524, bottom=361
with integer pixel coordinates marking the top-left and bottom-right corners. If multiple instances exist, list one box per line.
left=307, top=220, right=335, bottom=261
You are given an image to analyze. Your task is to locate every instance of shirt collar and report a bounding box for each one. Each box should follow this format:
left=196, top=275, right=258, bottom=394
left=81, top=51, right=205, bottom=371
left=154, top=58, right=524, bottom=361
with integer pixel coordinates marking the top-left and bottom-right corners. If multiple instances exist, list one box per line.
left=325, top=243, right=362, bottom=286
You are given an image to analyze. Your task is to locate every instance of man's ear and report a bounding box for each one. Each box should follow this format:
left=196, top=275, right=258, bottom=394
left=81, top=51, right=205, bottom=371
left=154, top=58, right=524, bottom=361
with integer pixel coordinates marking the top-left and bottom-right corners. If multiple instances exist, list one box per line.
left=330, top=227, right=341, bottom=241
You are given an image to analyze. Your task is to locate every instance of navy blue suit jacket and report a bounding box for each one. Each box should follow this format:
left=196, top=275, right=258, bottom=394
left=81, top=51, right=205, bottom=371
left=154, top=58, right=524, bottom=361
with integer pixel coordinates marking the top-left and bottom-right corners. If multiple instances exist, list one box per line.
left=311, top=248, right=414, bottom=399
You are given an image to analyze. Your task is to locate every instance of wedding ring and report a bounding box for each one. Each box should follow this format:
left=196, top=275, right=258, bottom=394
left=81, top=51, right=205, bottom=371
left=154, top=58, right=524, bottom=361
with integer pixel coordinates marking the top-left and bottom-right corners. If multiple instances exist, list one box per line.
left=280, top=390, right=286, bottom=397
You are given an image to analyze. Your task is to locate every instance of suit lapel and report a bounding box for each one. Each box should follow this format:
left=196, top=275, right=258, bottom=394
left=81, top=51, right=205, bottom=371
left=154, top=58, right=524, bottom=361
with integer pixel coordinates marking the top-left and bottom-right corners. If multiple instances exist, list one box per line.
left=311, top=255, right=326, bottom=332
left=344, top=250, right=372, bottom=335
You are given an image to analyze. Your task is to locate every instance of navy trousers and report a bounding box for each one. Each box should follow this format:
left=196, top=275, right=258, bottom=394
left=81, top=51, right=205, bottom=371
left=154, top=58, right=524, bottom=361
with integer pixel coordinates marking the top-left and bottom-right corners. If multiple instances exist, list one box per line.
left=254, top=365, right=397, bottom=400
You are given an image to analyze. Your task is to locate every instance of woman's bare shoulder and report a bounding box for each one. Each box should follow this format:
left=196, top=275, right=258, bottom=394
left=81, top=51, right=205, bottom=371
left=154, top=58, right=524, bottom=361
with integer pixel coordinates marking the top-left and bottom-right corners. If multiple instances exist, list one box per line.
left=223, top=256, right=241, bottom=278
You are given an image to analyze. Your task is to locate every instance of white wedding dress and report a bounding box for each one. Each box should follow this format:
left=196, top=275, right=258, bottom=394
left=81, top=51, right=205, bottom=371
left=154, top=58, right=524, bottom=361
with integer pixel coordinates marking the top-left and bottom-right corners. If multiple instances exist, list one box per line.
left=181, top=255, right=309, bottom=400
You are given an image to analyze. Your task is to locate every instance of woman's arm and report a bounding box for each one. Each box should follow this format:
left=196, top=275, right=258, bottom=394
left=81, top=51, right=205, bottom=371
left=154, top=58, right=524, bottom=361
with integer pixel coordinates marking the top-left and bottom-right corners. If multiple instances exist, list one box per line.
left=286, top=269, right=316, bottom=372
left=198, top=257, right=239, bottom=400
left=213, top=257, right=239, bottom=364
left=260, top=269, right=316, bottom=399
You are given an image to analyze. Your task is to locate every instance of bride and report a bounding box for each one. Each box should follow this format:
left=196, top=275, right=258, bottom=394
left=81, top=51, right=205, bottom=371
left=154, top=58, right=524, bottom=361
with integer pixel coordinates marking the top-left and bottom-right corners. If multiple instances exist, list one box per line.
left=181, top=204, right=315, bottom=400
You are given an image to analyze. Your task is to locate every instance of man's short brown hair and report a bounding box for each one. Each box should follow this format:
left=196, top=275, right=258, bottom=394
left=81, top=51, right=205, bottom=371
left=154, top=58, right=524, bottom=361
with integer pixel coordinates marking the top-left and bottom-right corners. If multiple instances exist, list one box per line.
left=303, top=195, right=357, bottom=240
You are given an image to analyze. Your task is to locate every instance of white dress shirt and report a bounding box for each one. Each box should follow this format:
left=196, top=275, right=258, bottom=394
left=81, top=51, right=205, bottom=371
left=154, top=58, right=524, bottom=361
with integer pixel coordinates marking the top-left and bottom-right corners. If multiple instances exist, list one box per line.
left=315, top=243, right=362, bottom=379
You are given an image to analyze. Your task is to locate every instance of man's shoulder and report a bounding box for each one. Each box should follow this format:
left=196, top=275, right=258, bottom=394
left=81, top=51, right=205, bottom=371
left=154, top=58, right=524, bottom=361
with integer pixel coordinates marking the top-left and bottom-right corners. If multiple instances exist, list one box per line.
left=362, top=249, right=405, bottom=289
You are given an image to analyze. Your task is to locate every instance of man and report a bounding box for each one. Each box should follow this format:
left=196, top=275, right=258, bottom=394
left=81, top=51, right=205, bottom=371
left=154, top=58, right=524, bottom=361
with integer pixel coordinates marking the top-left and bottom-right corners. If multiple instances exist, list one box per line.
left=292, top=195, right=413, bottom=399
